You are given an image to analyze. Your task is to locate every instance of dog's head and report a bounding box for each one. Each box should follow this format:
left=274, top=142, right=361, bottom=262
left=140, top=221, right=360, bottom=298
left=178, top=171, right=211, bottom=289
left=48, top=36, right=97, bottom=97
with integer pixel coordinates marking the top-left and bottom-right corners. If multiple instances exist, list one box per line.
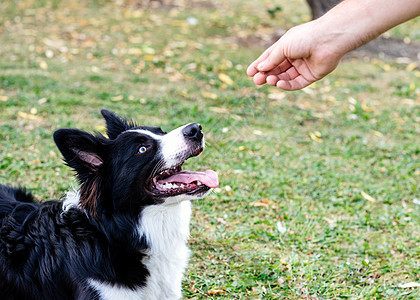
left=53, top=109, right=218, bottom=216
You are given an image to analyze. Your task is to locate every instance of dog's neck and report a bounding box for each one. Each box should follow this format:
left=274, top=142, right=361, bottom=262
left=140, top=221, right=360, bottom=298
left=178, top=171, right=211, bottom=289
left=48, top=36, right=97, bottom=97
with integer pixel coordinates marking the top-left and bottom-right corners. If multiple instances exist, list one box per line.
left=136, top=200, right=192, bottom=299
left=63, top=190, right=192, bottom=299
left=63, top=190, right=192, bottom=247
left=137, top=200, right=192, bottom=252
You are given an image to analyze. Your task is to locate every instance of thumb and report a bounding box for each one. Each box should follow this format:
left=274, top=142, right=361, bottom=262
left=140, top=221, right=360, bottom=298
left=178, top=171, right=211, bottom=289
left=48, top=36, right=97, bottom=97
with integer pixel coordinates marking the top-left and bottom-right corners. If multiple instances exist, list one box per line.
left=257, top=43, right=286, bottom=72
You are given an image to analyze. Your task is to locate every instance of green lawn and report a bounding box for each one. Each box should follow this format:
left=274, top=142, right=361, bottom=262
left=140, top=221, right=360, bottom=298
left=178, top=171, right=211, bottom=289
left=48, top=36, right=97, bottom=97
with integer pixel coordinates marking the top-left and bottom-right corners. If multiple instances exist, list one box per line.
left=0, top=0, right=419, bottom=298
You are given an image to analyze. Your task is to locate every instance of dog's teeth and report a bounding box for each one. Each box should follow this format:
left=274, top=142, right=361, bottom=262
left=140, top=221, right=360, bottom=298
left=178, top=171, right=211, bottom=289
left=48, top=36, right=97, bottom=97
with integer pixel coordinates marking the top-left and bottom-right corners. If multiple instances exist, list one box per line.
left=159, top=182, right=178, bottom=190
left=197, top=181, right=202, bottom=186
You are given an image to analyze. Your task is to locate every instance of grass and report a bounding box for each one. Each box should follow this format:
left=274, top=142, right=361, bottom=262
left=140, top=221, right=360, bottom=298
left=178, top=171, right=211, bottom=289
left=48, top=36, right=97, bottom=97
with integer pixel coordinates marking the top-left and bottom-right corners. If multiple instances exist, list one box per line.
left=0, top=0, right=419, bottom=298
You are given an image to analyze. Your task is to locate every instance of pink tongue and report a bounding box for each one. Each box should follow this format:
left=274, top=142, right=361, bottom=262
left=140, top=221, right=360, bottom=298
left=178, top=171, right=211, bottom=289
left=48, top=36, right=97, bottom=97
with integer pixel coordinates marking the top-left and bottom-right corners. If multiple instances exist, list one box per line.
left=158, top=170, right=219, bottom=188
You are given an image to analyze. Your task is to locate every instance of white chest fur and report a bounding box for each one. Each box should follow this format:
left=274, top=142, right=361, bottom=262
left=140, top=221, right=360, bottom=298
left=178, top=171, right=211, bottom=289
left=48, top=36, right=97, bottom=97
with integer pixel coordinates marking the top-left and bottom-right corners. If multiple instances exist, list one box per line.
left=90, top=201, right=192, bottom=300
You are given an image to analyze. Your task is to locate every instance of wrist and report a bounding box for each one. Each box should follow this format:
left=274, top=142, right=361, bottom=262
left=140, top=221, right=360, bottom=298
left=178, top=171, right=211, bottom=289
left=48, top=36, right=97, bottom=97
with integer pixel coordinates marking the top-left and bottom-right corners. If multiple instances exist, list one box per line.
left=311, top=7, right=379, bottom=59
left=310, top=18, right=351, bottom=61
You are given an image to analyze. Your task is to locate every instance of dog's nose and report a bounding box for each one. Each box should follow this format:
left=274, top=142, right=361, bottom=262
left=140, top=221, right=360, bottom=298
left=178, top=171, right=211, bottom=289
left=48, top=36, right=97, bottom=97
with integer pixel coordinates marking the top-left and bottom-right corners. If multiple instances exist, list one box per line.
left=182, top=123, right=203, bottom=141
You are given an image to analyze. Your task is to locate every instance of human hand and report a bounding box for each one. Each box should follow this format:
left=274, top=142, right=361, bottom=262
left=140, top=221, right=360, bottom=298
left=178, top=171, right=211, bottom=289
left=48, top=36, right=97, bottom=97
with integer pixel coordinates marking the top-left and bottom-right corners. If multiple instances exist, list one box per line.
left=246, top=21, right=343, bottom=91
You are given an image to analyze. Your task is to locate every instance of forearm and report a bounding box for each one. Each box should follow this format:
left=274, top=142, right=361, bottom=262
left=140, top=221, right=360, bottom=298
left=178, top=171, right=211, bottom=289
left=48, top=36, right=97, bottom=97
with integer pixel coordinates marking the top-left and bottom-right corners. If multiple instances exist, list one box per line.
left=314, top=0, right=420, bottom=56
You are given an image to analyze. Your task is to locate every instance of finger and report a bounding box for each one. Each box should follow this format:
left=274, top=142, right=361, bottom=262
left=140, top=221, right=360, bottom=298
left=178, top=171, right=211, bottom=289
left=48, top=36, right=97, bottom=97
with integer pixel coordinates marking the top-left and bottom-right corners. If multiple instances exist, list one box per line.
left=253, top=72, right=269, bottom=85
left=276, top=75, right=312, bottom=91
left=246, top=50, right=272, bottom=76
left=283, top=65, right=300, bottom=79
left=266, top=75, right=279, bottom=86
left=246, top=64, right=259, bottom=76
left=262, top=59, right=293, bottom=77
left=266, top=65, right=312, bottom=90
left=246, top=39, right=282, bottom=76
left=266, top=69, right=295, bottom=86
left=256, top=42, right=287, bottom=72
left=264, top=60, right=295, bottom=86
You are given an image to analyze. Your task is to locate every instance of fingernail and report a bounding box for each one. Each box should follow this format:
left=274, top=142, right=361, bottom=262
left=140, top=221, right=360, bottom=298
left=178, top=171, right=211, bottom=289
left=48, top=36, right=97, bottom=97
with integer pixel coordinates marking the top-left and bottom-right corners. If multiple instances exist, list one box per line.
left=257, top=62, right=265, bottom=71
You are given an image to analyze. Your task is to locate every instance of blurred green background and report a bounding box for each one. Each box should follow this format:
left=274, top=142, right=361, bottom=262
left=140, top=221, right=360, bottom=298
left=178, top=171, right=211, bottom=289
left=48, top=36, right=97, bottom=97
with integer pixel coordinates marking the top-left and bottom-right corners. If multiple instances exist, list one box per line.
left=0, top=0, right=419, bottom=298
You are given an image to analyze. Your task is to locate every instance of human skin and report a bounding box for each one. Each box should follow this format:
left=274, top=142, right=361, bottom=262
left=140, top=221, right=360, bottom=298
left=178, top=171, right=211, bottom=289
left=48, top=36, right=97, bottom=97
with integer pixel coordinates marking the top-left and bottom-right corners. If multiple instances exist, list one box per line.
left=247, top=0, right=420, bottom=91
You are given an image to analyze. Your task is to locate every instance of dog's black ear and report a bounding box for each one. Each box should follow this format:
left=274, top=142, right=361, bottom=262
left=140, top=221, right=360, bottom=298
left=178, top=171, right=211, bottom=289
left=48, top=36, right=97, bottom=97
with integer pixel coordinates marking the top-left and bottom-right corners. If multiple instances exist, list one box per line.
left=101, top=109, right=138, bottom=140
left=54, top=129, right=103, bottom=173
left=53, top=129, right=104, bottom=216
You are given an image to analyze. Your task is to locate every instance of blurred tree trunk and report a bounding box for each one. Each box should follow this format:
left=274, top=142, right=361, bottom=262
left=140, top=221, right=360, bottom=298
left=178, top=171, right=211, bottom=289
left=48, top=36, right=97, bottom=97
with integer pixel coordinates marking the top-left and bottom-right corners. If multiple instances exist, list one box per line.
left=306, top=0, right=342, bottom=19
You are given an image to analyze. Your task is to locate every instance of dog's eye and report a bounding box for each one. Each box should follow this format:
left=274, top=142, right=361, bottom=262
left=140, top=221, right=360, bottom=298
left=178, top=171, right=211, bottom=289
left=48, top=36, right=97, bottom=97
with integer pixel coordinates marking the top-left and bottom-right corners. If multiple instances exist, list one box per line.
left=138, top=146, right=147, bottom=154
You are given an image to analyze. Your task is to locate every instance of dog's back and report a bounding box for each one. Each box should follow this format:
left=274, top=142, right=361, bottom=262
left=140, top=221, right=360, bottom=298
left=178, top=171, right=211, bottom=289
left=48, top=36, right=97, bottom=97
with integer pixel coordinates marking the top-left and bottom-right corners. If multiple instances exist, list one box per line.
left=0, top=185, right=35, bottom=203
left=0, top=185, right=38, bottom=222
left=0, top=185, right=103, bottom=299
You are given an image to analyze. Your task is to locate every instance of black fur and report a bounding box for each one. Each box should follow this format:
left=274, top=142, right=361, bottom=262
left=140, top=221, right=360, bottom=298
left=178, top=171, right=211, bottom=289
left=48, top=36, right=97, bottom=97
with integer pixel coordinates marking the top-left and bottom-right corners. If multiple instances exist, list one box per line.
left=0, top=110, right=171, bottom=300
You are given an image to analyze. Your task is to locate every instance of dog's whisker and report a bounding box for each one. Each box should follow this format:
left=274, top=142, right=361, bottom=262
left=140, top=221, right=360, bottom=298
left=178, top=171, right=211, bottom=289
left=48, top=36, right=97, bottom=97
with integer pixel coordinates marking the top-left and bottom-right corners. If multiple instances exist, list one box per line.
left=150, top=159, right=165, bottom=178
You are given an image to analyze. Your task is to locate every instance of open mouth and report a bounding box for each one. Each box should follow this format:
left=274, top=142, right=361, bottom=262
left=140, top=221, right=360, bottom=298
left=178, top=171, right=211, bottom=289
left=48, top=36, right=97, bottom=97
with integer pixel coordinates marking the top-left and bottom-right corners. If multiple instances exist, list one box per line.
left=147, top=149, right=219, bottom=198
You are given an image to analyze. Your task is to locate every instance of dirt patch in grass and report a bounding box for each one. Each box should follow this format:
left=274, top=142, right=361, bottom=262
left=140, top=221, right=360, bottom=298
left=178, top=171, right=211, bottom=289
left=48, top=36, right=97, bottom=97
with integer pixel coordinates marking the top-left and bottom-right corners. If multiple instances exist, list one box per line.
left=350, top=36, right=420, bottom=62
left=123, top=0, right=217, bottom=10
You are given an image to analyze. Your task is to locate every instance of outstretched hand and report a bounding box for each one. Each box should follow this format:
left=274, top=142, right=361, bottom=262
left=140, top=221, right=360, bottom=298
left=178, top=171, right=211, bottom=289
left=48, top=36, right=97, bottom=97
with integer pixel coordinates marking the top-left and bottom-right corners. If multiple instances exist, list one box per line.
left=246, top=22, right=342, bottom=91
left=247, top=0, right=420, bottom=91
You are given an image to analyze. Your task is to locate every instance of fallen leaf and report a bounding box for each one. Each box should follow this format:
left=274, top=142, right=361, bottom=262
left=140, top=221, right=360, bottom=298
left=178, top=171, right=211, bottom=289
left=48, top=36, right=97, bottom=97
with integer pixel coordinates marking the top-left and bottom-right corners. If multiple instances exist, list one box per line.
left=28, top=159, right=41, bottom=165
left=251, top=199, right=274, bottom=207
left=309, top=132, right=323, bottom=143
left=39, top=61, right=48, bottom=70
left=322, top=217, right=336, bottom=225
left=43, top=38, right=65, bottom=49
left=280, top=256, right=287, bottom=264
left=216, top=218, right=229, bottom=225
left=348, top=97, right=358, bottom=105
left=361, top=101, right=373, bottom=112
left=143, top=55, right=155, bottom=61
left=383, top=64, right=391, bottom=71
left=251, top=202, right=268, bottom=207
left=398, top=282, right=420, bottom=288
left=127, top=48, right=142, bottom=56
left=268, top=92, right=286, bottom=101
left=406, top=62, right=419, bottom=72
left=218, top=73, right=233, bottom=86
left=202, top=92, right=218, bottom=100
left=361, top=191, right=377, bottom=202
left=171, top=20, right=188, bottom=27
left=0, top=95, right=8, bottom=102
left=302, top=87, right=314, bottom=95
left=142, top=46, right=155, bottom=55
left=38, top=97, right=47, bottom=104
left=209, top=106, right=229, bottom=113
left=276, top=221, right=287, bottom=234
left=111, top=95, right=124, bottom=102
left=18, top=111, right=43, bottom=121
left=259, top=199, right=273, bottom=204
left=371, top=130, right=383, bottom=137
left=208, top=289, right=226, bottom=295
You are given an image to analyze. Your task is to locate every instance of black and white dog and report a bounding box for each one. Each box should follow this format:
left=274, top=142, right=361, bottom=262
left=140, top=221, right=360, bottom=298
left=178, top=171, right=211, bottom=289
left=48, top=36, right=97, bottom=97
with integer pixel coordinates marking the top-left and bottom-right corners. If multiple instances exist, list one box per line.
left=0, top=109, right=218, bottom=300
